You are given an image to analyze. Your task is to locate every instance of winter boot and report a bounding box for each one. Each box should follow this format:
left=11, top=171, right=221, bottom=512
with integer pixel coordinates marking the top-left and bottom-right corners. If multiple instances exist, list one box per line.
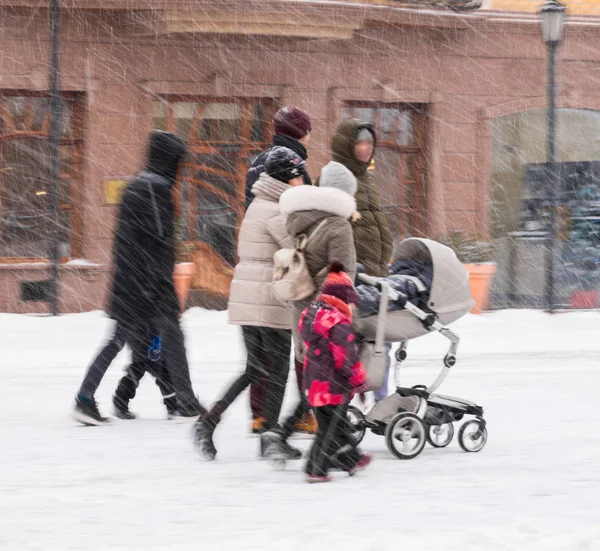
left=112, top=396, right=136, bottom=420
left=178, top=399, right=208, bottom=422
left=164, top=396, right=179, bottom=420
left=260, top=431, right=302, bottom=460
left=306, top=474, right=332, bottom=484
left=251, top=417, right=266, bottom=435
left=348, top=453, right=373, bottom=477
left=194, top=417, right=218, bottom=460
left=72, top=395, right=110, bottom=426
left=293, top=411, right=318, bottom=435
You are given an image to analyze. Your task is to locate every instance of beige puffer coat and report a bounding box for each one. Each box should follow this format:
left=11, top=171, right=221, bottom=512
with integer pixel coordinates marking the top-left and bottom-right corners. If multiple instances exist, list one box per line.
left=279, top=185, right=357, bottom=359
left=228, top=173, right=293, bottom=329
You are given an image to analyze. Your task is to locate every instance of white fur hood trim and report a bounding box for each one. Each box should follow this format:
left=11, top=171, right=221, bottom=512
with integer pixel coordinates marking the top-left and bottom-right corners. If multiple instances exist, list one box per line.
left=279, top=185, right=356, bottom=219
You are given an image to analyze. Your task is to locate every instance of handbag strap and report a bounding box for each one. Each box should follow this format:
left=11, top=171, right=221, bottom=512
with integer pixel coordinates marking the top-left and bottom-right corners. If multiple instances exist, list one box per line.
left=296, top=218, right=329, bottom=252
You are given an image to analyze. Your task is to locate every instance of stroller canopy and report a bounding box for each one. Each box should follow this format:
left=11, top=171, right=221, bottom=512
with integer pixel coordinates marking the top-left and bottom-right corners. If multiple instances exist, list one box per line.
left=357, top=238, right=474, bottom=343
left=393, top=238, right=474, bottom=317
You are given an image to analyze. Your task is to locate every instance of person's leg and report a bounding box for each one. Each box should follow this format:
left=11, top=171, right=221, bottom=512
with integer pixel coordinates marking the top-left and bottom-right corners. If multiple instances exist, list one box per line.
left=249, top=340, right=269, bottom=424
left=259, top=328, right=291, bottom=432
left=149, top=359, right=177, bottom=414
left=113, top=359, right=147, bottom=418
left=306, top=406, right=337, bottom=479
left=194, top=326, right=263, bottom=459
left=72, top=322, right=128, bottom=425
left=78, top=322, right=126, bottom=399
left=158, top=314, right=205, bottom=416
left=373, top=343, right=393, bottom=402
left=291, top=343, right=317, bottom=434
left=329, top=404, right=361, bottom=471
left=113, top=362, right=145, bottom=405
left=111, top=322, right=153, bottom=415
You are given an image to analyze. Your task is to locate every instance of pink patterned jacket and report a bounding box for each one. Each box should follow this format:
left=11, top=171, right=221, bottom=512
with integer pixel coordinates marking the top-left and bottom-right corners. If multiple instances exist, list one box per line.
left=299, top=295, right=366, bottom=407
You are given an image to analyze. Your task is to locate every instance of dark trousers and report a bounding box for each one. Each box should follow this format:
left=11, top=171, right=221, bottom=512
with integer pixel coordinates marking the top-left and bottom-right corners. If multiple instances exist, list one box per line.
left=208, top=326, right=291, bottom=431
left=114, top=356, right=176, bottom=411
left=78, top=322, right=128, bottom=398
left=154, top=313, right=201, bottom=411
left=305, top=404, right=360, bottom=477
left=275, top=358, right=311, bottom=439
left=250, top=354, right=303, bottom=419
left=79, top=315, right=200, bottom=413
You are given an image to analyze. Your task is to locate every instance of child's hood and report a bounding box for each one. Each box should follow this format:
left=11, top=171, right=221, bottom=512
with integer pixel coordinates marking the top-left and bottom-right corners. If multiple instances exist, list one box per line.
left=300, top=301, right=348, bottom=344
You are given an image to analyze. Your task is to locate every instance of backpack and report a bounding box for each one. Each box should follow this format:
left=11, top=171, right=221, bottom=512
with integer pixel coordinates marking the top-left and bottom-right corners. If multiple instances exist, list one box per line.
left=272, top=219, right=329, bottom=302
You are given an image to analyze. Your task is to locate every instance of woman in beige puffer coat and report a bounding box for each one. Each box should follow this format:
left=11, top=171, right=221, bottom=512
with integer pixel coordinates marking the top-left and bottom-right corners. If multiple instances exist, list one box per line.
left=194, top=147, right=306, bottom=461
left=256, top=160, right=360, bottom=455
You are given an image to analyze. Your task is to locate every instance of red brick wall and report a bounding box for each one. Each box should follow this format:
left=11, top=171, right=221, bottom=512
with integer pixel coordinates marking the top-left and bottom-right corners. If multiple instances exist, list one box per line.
left=1, top=7, right=599, bottom=311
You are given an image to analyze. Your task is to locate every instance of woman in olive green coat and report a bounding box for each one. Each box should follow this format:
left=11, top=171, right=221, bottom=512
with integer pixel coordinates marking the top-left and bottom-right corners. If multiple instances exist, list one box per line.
left=323, top=119, right=395, bottom=401
left=328, top=119, right=393, bottom=278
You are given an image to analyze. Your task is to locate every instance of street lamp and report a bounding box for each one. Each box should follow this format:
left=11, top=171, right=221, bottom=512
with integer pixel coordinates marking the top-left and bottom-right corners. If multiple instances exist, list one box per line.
left=48, top=0, right=62, bottom=315
left=540, top=0, right=566, bottom=313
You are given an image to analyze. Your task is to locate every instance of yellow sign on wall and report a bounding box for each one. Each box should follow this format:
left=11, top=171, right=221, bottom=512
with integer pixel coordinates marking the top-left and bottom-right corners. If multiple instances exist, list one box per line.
left=103, top=180, right=128, bottom=205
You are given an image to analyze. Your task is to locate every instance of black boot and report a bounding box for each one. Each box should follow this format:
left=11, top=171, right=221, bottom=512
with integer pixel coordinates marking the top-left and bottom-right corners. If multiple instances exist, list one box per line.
left=72, top=395, right=110, bottom=426
left=194, top=417, right=218, bottom=460
left=164, top=396, right=179, bottom=419
left=112, top=396, right=136, bottom=420
left=260, top=431, right=302, bottom=460
left=178, top=399, right=207, bottom=421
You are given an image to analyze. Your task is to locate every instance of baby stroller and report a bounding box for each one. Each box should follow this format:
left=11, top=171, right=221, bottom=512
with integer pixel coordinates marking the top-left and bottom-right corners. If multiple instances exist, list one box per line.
left=348, top=238, right=488, bottom=460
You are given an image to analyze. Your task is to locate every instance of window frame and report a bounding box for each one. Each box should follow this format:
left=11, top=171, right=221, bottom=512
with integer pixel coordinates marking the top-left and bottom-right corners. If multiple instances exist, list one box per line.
left=342, top=101, right=428, bottom=238
left=0, top=90, right=85, bottom=262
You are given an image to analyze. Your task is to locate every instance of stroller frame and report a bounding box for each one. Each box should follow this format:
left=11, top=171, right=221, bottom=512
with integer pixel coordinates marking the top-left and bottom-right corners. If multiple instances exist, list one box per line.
left=349, top=274, right=488, bottom=459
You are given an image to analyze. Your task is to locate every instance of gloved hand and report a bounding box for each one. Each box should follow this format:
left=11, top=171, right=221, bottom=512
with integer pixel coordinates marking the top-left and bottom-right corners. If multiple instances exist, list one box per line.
left=148, top=335, right=162, bottom=362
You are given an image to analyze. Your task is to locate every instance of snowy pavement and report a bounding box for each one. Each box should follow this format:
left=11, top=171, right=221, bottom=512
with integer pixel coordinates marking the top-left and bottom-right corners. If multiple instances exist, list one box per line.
left=1, top=309, right=600, bottom=550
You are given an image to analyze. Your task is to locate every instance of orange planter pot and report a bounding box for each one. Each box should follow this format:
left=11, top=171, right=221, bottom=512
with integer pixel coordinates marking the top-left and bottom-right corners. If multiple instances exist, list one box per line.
left=463, top=263, right=497, bottom=314
left=570, top=290, right=598, bottom=309
left=173, top=262, right=196, bottom=313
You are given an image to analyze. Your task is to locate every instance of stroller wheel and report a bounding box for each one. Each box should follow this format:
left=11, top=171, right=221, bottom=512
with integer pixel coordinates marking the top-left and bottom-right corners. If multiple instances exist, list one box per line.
left=346, top=405, right=366, bottom=447
left=385, top=412, right=426, bottom=460
left=427, top=423, right=454, bottom=448
left=458, top=420, right=488, bottom=453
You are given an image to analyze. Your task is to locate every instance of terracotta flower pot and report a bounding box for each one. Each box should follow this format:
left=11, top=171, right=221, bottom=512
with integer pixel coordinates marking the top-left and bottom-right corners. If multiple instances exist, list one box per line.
left=463, top=263, right=497, bottom=314
left=570, top=290, right=598, bottom=309
left=173, top=262, right=196, bottom=313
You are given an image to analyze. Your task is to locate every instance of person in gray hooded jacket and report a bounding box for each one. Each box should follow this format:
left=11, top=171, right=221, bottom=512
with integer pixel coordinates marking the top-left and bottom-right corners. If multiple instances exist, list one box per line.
left=258, top=160, right=361, bottom=457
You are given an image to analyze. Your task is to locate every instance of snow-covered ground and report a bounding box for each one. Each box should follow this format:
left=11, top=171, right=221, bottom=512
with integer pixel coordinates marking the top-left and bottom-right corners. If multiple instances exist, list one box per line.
left=1, top=309, right=599, bottom=550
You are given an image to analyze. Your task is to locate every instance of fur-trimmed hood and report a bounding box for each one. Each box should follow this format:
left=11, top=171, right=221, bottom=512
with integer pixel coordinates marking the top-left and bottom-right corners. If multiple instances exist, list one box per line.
left=279, top=185, right=356, bottom=219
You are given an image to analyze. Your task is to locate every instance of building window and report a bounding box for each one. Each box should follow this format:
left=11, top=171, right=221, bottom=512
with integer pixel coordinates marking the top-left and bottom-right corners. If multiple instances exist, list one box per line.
left=490, top=108, right=600, bottom=238
left=341, top=103, right=428, bottom=248
left=0, top=93, right=84, bottom=259
left=153, top=98, right=276, bottom=267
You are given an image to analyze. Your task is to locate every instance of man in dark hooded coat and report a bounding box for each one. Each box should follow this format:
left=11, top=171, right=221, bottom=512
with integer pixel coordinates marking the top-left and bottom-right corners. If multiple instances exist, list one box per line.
left=72, top=131, right=205, bottom=425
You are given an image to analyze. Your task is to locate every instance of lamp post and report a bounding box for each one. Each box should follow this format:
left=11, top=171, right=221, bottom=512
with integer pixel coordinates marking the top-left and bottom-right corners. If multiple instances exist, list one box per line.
left=540, top=0, right=566, bottom=313
left=48, top=0, right=62, bottom=315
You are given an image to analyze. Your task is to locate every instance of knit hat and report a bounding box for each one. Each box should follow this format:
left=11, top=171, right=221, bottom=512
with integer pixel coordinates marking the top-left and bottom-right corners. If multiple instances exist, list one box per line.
left=319, top=261, right=359, bottom=306
left=356, top=128, right=374, bottom=143
left=319, top=161, right=357, bottom=197
left=273, top=107, right=312, bottom=140
left=265, top=146, right=306, bottom=183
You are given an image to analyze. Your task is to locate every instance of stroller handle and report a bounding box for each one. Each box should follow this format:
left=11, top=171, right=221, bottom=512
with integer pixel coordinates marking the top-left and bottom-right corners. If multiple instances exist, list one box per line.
left=357, top=273, right=381, bottom=288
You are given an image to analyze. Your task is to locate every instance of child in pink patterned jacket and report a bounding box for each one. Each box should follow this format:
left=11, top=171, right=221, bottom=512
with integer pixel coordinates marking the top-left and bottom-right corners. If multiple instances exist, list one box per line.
left=299, top=261, right=372, bottom=483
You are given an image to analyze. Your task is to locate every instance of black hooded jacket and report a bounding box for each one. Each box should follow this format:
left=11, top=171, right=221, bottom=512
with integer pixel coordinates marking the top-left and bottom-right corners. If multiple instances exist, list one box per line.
left=244, top=134, right=312, bottom=210
left=109, top=131, right=187, bottom=323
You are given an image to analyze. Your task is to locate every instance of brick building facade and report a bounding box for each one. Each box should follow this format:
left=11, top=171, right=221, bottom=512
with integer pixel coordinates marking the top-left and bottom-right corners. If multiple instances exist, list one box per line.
left=1, top=0, right=599, bottom=312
